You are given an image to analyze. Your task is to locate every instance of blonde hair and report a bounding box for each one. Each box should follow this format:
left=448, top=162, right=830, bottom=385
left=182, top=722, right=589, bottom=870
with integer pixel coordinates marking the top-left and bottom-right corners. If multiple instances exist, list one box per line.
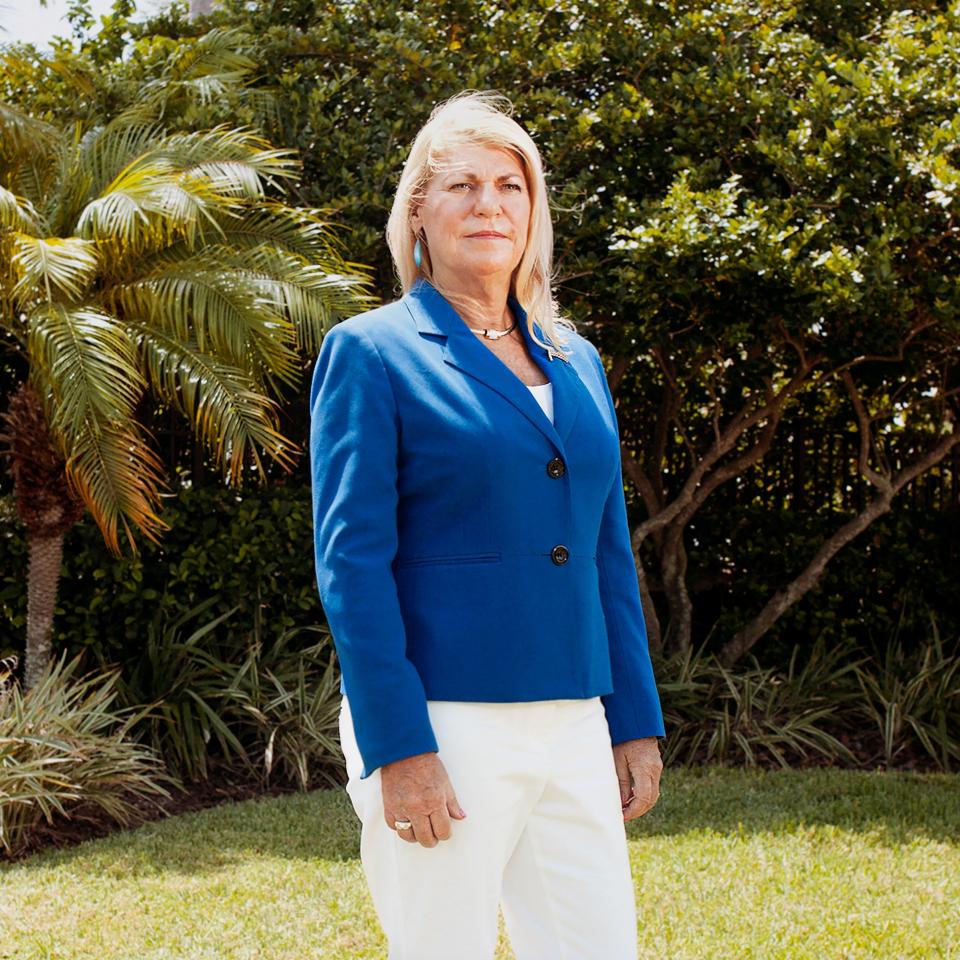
left=385, top=90, right=575, bottom=358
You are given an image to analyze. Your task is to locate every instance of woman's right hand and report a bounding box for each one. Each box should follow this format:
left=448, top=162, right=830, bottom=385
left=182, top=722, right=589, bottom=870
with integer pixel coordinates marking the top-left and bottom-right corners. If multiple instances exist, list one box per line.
left=380, top=752, right=467, bottom=848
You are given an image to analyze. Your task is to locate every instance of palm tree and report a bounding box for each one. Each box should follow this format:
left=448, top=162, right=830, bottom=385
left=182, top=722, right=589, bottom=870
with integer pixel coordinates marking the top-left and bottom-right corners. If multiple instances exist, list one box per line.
left=0, top=30, right=372, bottom=689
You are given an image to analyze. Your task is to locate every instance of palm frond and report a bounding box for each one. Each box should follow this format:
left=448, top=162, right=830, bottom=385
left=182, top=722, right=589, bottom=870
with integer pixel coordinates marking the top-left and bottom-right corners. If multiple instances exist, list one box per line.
left=76, top=127, right=300, bottom=253
left=74, top=112, right=291, bottom=209
left=158, top=26, right=257, bottom=86
left=126, top=320, right=299, bottom=482
left=136, top=27, right=258, bottom=116
left=27, top=302, right=145, bottom=431
left=42, top=129, right=95, bottom=239
left=0, top=185, right=42, bottom=234
left=129, top=203, right=375, bottom=354
left=77, top=153, right=240, bottom=251
left=122, top=202, right=366, bottom=280
left=181, top=73, right=250, bottom=108
left=73, top=116, right=169, bottom=200
left=96, top=28, right=282, bottom=133
left=0, top=99, right=59, bottom=163
left=27, top=344, right=168, bottom=557
left=0, top=98, right=62, bottom=217
left=251, top=263, right=373, bottom=357
left=113, top=254, right=301, bottom=385
left=147, top=124, right=301, bottom=190
left=198, top=243, right=373, bottom=355
left=212, top=202, right=362, bottom=264
left=10, top=234, right=99, bottom=305
left=62, top=413, right=169, bottom=555
left=7, top=151, right=60, bottom=224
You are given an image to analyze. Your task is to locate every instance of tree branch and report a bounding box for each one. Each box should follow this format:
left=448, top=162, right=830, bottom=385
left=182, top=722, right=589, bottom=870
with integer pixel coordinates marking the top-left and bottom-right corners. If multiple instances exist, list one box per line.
left=631, top=357, right=817, bottom=547
left=720, top=419, right=960, bottom=666
left=842, top=370, right=891, bottom=494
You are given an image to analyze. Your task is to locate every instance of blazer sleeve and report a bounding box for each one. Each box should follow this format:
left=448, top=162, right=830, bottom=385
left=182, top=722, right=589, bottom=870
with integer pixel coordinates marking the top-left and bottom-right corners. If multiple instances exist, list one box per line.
left=309, top=322, right=439, bottom=779
left=588, top=343, right=666, bottom=743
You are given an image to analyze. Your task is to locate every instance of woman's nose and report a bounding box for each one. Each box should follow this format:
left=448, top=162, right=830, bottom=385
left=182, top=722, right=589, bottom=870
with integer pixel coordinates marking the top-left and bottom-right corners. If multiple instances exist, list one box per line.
left=472, top=182, right=502, bottom=215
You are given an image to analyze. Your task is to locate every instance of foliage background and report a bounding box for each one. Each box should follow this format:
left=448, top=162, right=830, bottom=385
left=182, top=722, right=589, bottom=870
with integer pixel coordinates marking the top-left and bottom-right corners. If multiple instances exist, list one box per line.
left=2, top=0, right=959, bottom=667
left=2, top=487, right=957, bottom=670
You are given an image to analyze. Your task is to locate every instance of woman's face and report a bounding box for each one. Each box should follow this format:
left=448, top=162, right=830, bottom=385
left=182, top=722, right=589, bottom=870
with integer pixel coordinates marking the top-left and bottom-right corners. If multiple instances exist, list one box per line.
left=411, top=144, right=531, bottom=287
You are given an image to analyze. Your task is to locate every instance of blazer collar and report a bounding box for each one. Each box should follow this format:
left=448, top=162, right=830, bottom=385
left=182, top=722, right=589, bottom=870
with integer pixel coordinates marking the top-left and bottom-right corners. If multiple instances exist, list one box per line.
left=402, top=277, right=583, bottom=451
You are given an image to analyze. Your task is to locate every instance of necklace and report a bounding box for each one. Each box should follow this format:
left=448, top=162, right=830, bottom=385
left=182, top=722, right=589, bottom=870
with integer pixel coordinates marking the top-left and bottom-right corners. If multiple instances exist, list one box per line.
left=466, top=319, right=517, bottom=340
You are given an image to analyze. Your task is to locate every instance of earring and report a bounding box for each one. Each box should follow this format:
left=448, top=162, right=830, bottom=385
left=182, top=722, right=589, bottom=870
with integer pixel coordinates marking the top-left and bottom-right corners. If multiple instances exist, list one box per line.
left=413, top=237, right=423, bottom=269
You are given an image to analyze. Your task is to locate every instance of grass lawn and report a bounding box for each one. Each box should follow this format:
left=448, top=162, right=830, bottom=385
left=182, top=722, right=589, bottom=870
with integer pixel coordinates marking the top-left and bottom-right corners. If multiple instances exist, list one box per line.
left=1, top=767, right=957, bottom=959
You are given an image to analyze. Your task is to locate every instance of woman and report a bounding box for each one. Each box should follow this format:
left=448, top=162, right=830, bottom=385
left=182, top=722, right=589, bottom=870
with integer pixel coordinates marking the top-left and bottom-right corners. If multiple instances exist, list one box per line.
left=309, top=90, right=664, bottom=960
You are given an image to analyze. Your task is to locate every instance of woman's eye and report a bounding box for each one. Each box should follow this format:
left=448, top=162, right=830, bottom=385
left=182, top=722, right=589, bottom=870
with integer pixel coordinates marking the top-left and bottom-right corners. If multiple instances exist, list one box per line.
left=448, top=182, right=522, bottom=192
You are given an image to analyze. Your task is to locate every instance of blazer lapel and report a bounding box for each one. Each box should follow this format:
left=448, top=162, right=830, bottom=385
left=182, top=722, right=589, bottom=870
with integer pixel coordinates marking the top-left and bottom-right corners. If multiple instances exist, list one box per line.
left=403, top=279, right=584, bottom=452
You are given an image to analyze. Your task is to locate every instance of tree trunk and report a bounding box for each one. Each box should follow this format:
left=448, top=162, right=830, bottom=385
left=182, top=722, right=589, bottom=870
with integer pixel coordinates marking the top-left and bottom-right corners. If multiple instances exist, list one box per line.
left=660, top=526, right=693, bottom=654
left=0, top=381, right=86, bottom=690
left=24, top=530, right=66, bottom=690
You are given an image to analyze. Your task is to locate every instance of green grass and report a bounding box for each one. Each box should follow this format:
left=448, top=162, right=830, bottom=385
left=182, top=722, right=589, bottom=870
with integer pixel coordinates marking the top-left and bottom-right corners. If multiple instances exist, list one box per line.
left=1, top=768, right=958, bottom=959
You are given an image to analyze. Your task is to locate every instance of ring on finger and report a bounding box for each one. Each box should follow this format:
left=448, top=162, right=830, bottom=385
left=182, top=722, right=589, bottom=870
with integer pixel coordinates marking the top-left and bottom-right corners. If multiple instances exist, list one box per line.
left=394, top=818, right=413, bottom=831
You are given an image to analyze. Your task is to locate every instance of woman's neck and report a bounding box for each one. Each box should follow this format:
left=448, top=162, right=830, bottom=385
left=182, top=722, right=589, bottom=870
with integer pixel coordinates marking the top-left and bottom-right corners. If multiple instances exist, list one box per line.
left=429, top=268, right=514, bottom=331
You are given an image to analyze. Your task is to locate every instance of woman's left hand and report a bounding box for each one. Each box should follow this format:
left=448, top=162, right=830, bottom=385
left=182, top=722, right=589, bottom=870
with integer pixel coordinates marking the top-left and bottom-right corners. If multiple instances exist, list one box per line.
left=612, top=738, right=662, bottom=822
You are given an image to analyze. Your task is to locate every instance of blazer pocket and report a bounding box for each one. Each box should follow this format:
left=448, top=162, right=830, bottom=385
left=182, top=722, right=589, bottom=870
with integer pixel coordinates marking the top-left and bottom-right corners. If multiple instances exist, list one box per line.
left=395, top=551, right=502, bottom=568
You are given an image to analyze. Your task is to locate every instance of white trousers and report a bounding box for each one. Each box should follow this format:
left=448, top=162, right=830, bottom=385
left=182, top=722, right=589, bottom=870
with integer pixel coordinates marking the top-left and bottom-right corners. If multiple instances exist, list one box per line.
left=339, top=694, right=639, bottom=960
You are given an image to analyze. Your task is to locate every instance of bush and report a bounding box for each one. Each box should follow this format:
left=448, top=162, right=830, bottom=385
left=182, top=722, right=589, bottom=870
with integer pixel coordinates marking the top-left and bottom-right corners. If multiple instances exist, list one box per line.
left=110, top=597, right=345, bottom=787
left=657, top=627, right=960, bottom=772
left=0, top=652, right=177, bottom=858
left=0, top=483, right=322, bottom=668
left=853, top=621, right=960, bottom=772
left=657, top=636, right=860, bottom=769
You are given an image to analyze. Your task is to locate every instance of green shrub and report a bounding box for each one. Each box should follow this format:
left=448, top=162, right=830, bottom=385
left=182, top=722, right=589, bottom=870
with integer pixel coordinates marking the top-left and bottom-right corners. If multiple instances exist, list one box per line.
left=110, top=597, right=250, bottom=783
left=657, top=627, right=960, bottom=772
left=657, top=636, right=860, bottom=768
left=235, top=610, right=345, bottom=791
left=0, top=484, right=322, bottom=667
left=0, top=652, right=177, bottom=858
left=111, top=596, right=344, bottom=787
left=853, top=620, right=960, bottom=771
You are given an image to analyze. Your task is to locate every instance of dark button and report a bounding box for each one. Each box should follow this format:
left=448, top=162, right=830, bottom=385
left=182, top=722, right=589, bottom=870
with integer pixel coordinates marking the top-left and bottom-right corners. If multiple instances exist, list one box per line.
left=551, top=544, right=569, bottom=565
left=546, top=456, right=566, bottom=478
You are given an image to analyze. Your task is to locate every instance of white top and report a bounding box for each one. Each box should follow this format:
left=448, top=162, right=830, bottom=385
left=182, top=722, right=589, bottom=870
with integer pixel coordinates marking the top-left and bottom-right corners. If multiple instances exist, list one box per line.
left=527, top=381, right=554, bottom=424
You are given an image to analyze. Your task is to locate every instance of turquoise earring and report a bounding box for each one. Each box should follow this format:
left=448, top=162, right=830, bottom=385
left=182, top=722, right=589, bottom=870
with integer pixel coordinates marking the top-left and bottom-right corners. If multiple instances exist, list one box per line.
left=413, top=237, right=423, bottom=269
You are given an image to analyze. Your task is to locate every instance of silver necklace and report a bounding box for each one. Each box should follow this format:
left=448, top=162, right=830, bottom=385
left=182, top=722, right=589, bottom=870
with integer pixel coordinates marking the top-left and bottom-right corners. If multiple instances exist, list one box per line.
left=465, top=318, right=565, bottom=361
left=466, top=320, right=517, bottom=340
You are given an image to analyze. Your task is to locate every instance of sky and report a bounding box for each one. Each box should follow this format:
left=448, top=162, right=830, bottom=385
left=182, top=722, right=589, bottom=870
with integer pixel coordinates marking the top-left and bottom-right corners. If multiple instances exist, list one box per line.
left=0, top=0, right=163, bottom=50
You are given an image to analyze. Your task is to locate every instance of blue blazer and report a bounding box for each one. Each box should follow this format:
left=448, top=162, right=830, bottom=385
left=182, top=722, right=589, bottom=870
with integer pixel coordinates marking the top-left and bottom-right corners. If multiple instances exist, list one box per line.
left=310, top=278, right=664, bottom=779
